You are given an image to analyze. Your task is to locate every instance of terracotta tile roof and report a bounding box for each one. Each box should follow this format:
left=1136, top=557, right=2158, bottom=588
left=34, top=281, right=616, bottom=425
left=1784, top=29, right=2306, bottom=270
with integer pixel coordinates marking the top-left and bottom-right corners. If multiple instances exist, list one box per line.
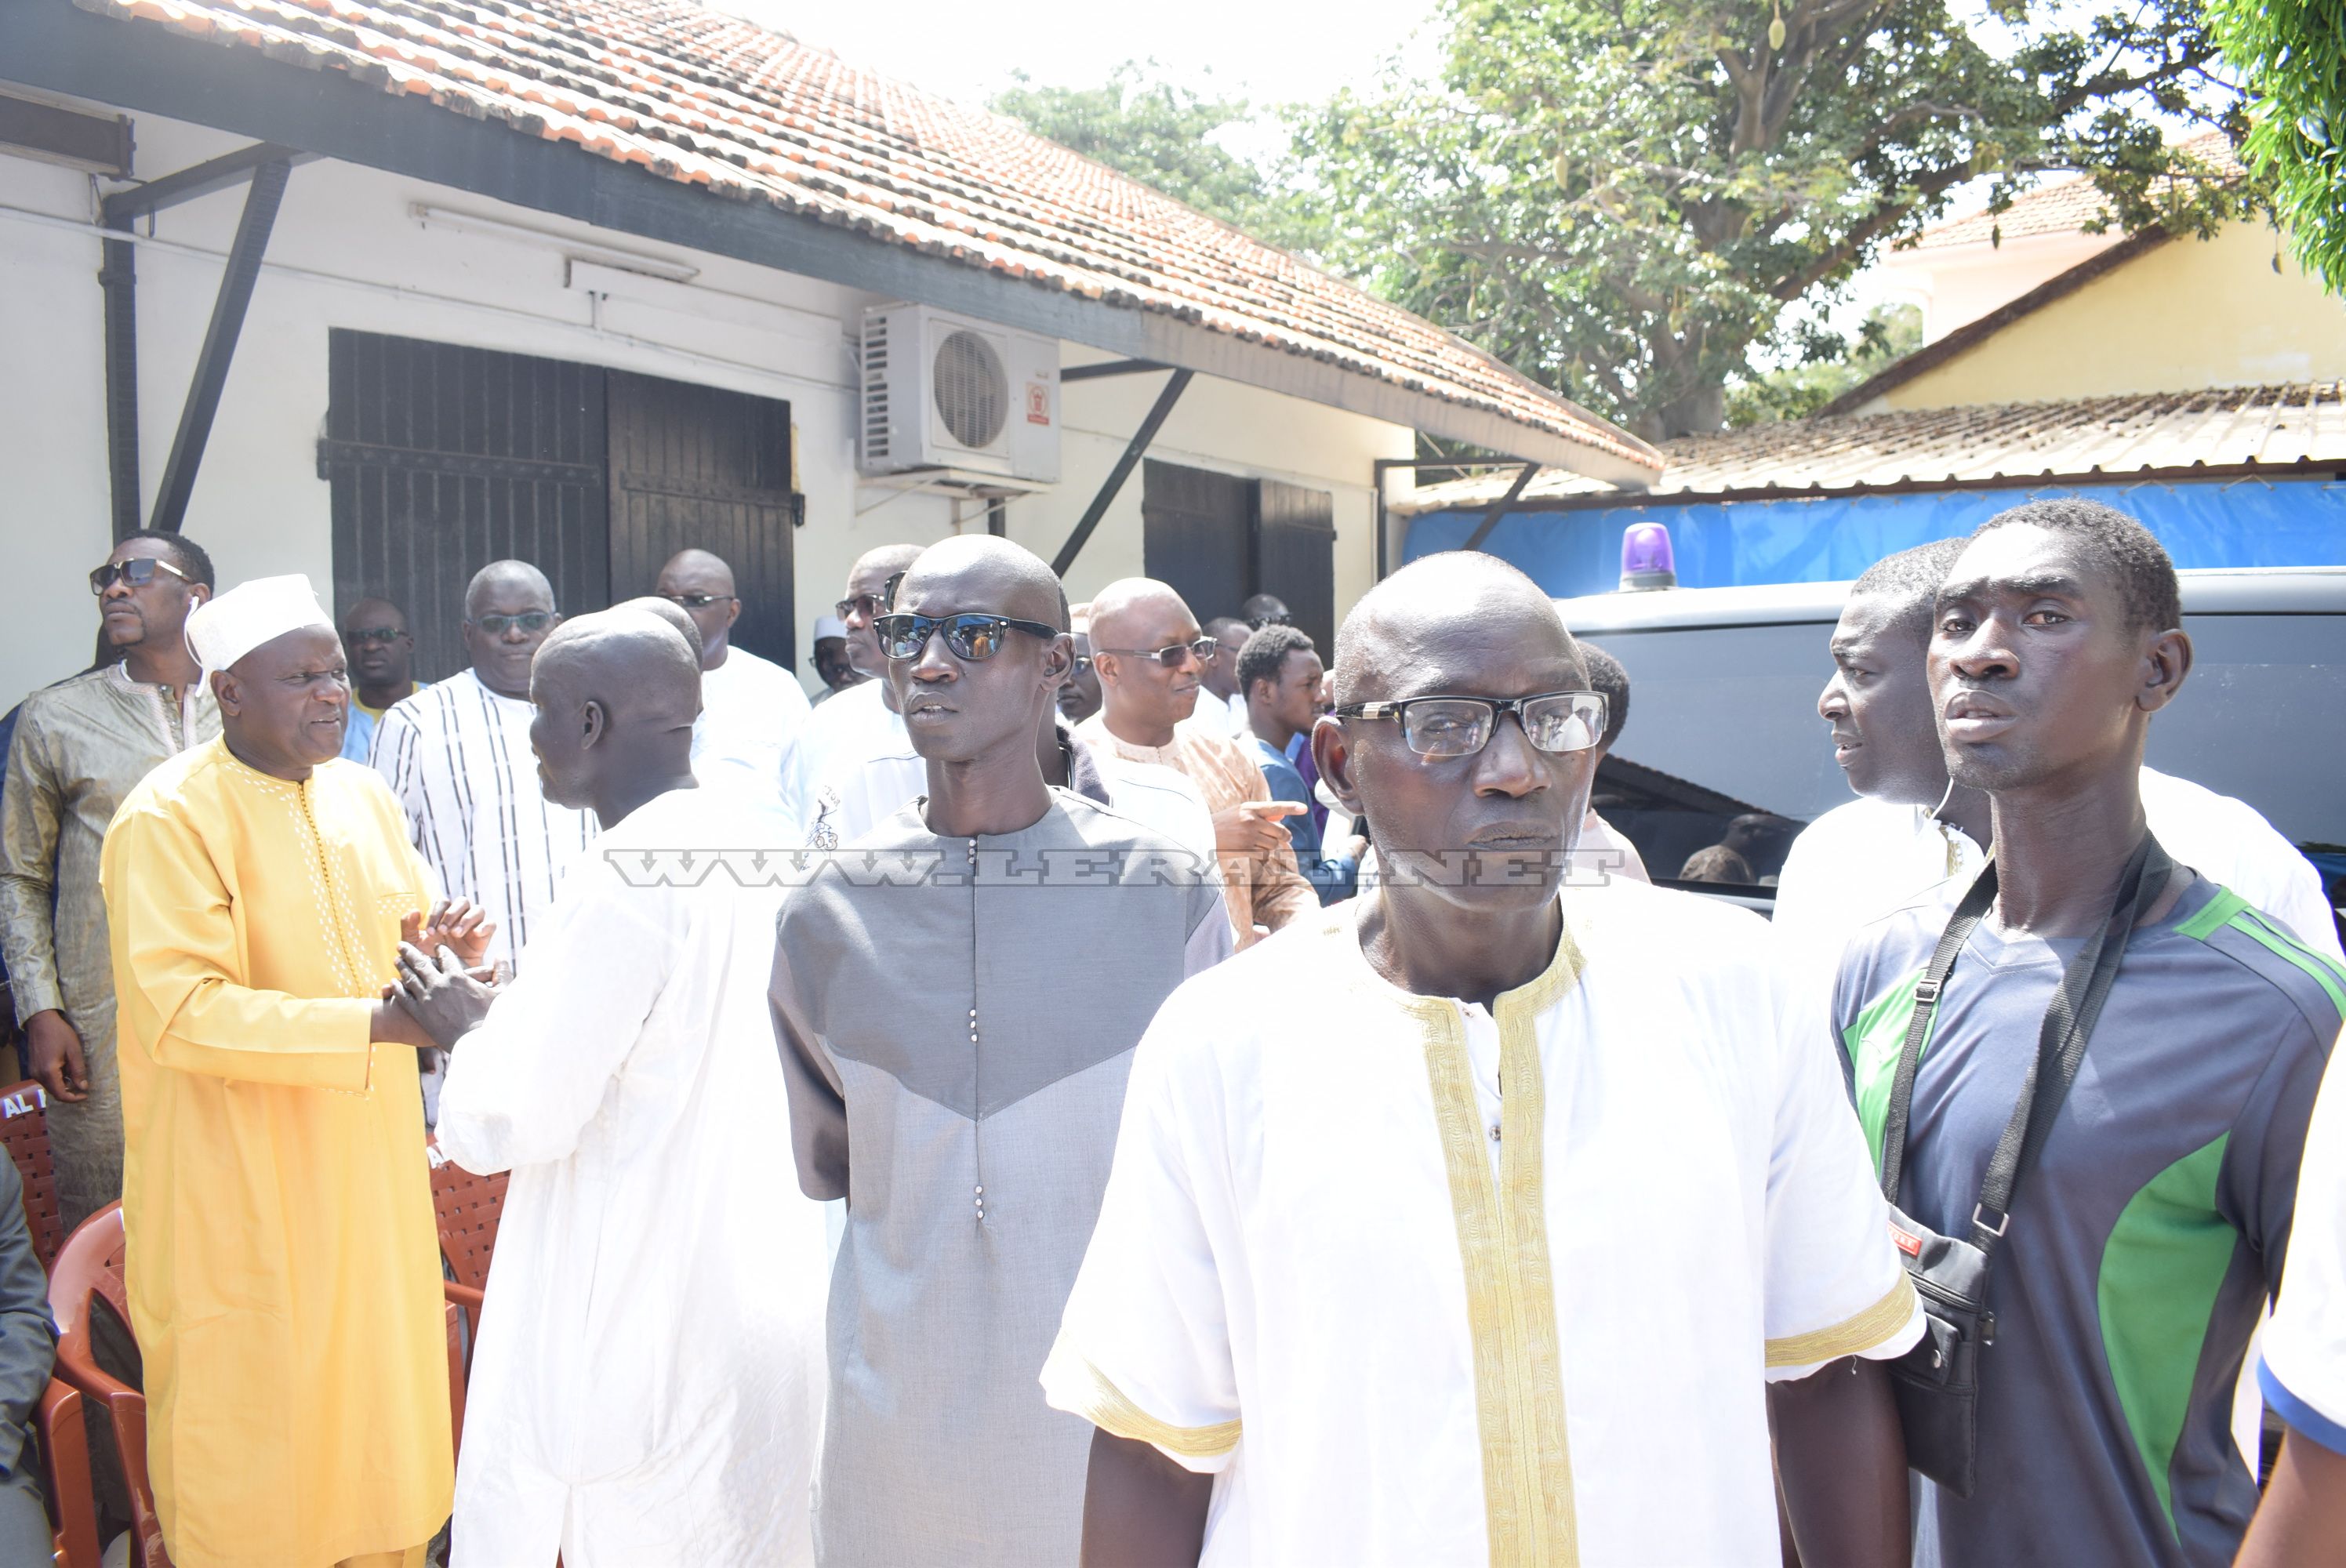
left=1394, top=384, right=2346, bottom=514
left=1913, top=129, right=2245, bottom=250
left=76, top=0, right=1657, bottom=474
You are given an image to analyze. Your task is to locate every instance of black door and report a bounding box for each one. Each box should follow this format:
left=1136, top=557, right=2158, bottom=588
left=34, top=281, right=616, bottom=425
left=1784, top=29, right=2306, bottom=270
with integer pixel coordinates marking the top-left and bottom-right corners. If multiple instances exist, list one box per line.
left=1142, top=459, right=1336, bottom=648
left=1255, top=479, right=1335, bottom=655
left=1141, top=459, right=1254, bottom=625
left=606, top=371, right=797, bottom=668
left=324, top=330, right=608, bottom=681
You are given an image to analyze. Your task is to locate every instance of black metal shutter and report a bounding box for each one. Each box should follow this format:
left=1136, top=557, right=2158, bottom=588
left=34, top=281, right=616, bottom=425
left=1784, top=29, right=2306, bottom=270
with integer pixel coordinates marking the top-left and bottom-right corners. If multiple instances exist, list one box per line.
left=1140, top=457, right=1254, bottom=625
left=605, top=370, right=797, bottom=668
left=324, top=329, right=608, bottom=681
left=1253, top=478, right=1336, bottom=655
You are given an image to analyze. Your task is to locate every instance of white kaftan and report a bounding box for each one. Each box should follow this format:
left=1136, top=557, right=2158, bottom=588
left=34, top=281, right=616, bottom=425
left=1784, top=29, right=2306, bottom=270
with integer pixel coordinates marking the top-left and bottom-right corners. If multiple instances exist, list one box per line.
left=1044, top=882, right=1921, bottom=1566
left=692, top=644, right=814, bottom=844
left=435, top=786, right=829, bottom=1568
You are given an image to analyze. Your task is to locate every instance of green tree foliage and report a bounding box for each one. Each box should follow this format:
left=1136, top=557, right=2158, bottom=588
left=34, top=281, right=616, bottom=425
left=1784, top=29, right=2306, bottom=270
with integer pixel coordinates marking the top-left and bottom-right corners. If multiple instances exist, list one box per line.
left=1726, top=303, right=1922, bottom=426
left=990, top=63, right=1306, bottom=246
left=1290, top=0, right=2261, bottom=439
left=2210, top=0, right=2346, bottom=292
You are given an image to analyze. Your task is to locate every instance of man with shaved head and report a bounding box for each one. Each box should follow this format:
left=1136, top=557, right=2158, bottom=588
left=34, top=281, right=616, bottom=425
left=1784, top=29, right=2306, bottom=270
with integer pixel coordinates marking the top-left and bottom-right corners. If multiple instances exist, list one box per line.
left=773, top=536, right=1227, bottom=1566
left=1079, top=579, right=1315, bottom=947
left=1047, top=550, right=1922, bottom=1566
left=371, top=560, right=595, bottom=1120
left=796, top=543, right=929, bottom=848
left=1774, top=535, right=2340, bottom=967
left=655, top=546, right=814, bottom=841
left=339, top=595, right=421, bottom=764
left=1195, top=614, right=1253, bottom=735
left=403, top=608, right=829, bottom=1566
left=100, top=574, right=489, bottom=1568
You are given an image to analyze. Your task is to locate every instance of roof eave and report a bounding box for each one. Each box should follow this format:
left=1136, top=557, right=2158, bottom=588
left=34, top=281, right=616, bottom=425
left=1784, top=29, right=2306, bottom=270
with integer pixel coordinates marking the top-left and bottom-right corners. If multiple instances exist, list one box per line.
left=3, top=0, right=1659, bottom=482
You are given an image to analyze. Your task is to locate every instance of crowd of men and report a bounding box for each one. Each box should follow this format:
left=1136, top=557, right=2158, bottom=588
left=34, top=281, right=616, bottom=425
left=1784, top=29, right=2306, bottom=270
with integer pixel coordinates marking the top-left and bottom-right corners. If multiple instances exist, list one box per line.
left=0, top=496, right=2340, bottom=1568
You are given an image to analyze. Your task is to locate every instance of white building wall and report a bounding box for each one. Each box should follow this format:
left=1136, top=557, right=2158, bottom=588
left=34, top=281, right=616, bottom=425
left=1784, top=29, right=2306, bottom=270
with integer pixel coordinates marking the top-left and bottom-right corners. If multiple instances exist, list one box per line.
left=0, top=104, right=1412, bottom=709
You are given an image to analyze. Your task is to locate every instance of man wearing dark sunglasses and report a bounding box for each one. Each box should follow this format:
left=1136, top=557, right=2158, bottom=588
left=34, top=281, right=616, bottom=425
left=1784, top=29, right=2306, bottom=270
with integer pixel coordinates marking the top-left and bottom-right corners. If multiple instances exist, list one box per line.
left=337, top=596, right=422, bottom=764
left=1078, top=579, right=1314, bottom=949
left=1050, top=551, right=1919, bottom=1567
left=2, top=531, right=219, bottom=1229
left=773, top=535, right=1228, bottom=1568
left=654, top=547, right=812, bottom=842
left=794, top=543, right=927, bottom=848
left=369, top=561, right=594, bottom=1123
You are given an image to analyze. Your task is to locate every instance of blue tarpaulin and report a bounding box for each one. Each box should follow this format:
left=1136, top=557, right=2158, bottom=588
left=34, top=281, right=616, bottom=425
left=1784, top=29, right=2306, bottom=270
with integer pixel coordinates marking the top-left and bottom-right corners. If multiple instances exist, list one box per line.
left=1404, top=478, right=2346, bottom=596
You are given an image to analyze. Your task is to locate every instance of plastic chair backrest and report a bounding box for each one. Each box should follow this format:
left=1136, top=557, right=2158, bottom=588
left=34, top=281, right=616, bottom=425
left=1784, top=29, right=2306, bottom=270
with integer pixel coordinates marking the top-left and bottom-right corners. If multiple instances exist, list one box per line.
left=427, top=1145, right=510, bottom=1294
left=48, top=1205, right=165, bottom=1568
left=0, top=1080, right=64, bottom=1272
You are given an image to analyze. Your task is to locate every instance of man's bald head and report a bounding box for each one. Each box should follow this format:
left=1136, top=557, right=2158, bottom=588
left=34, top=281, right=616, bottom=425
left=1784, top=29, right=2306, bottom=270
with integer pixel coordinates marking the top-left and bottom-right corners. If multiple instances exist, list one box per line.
left=614, top=594, right=705, bottom=664
left=528, top=607, right=703, bottom=818
left=658, top=548, right=736, bottom=597
left=1088, top=578, right=1197, bottom=652
left=895, top=535, right=1069, bottom=630
left=1333, top=551, right=1584, bottom=706
left=841, top=543, right=930, bottom=677
left=464, top=560, right=554, bottom=620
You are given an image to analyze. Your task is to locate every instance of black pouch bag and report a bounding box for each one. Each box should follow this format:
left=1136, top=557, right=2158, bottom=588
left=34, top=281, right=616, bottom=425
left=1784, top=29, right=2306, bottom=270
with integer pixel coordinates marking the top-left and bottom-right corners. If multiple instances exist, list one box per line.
left=1873, top=834, right=2171, bottom=1497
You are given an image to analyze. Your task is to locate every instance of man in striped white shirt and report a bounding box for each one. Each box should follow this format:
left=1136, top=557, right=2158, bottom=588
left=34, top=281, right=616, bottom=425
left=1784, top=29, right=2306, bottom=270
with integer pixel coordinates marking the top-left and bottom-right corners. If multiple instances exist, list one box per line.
left=370, top=560, right=595, bottom=1119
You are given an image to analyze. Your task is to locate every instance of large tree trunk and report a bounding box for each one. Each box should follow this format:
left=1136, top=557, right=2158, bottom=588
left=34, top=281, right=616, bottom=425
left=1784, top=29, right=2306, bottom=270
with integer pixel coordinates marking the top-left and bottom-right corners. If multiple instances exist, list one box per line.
left=1636, top=380, right=1727, bottom=441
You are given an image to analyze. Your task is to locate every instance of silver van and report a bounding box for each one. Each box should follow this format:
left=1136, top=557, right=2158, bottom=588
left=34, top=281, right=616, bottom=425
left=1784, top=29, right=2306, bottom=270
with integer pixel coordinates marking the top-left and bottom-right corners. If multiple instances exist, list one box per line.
left=1556, top=566, right=2346, bottom=928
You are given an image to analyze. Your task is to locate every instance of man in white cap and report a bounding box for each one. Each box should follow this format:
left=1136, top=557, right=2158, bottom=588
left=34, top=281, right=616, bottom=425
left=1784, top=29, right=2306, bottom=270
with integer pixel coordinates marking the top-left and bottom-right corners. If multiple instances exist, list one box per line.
left=653, top=547, right=814, bottom=841
left=98, top=575, right=487, bottom=1568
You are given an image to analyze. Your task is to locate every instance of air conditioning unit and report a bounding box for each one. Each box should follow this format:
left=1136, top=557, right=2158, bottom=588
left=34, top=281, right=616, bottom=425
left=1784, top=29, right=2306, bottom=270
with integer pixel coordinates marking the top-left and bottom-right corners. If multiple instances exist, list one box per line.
left=859, top=305, right=1060, bottom=485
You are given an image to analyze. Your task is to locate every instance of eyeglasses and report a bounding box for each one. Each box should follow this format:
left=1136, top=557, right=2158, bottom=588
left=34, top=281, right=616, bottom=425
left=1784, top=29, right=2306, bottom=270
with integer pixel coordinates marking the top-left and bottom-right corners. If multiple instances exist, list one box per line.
left=874, top=612, right=1063, bottom=662
left=468, top=611, right=554, bottom=637
left=347, top=625, right=408, bottom=646
left=1066, top=655, right=1095, bottom=677
left=662, top=592, right=733, bottom=610
left=835, top=593, right=886, bottom=622
left=88, top=557, right=191, bottom=595
left=1096, top=636, right=1218, bottom=670
left=1333, top=691, right=1608, bottom=759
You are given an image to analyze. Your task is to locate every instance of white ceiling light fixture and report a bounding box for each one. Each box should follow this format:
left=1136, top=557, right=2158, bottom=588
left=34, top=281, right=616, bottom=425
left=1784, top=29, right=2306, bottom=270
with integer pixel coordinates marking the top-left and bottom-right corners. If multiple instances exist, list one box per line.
left=409, top=202, right=701, bottom=282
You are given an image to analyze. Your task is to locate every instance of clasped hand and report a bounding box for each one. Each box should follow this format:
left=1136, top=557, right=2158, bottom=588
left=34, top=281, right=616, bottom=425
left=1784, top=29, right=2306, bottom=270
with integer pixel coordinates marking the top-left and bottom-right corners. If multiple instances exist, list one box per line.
left=383, top=899, right=501, bottom=1050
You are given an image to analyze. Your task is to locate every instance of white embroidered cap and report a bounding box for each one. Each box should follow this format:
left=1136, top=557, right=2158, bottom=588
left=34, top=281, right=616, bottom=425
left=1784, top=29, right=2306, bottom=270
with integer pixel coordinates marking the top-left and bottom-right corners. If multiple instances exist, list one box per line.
left=184, top=574, right=337, bottom=673
left=812, top=613, right=849, bottom=641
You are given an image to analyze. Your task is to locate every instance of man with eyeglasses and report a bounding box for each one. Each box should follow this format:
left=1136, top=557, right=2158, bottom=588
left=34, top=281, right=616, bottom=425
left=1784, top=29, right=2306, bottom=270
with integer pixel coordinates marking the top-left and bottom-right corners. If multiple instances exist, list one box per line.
left=1078, top=580, right=1314, bottom=949
left=339, top=597, right=423, bottom=764
left=774, top=535, right=1228, bottom=1568
left=2, top=531, right=219, bottom=1229
left=654, top=547, right=814, bottom=841
left=371, top=560, right=594, bottom=1121
left=795, top=543, right=928, bottom=849
left=1194, top=615, right=1254, bottom=738
left=1046, top=550, right=1922, bottom=1566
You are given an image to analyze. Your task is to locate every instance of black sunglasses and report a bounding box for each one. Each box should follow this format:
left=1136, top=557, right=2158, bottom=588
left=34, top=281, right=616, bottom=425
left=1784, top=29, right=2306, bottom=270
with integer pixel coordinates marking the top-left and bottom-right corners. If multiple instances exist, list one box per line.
left=1066, top=654, right=1095, bottom=677
left=347, top=625, right=409, bottom=646
left=1096, top=636, right=1217, bottom=669
left=835, top=593, right=885, bottom=622
left=469, top=611, right=555, bottom=637
left=89, top=557, right=191, bottom=595
left=662, top=592, right=733, bottom=610
left=875, top=612, right=1062, bottom=662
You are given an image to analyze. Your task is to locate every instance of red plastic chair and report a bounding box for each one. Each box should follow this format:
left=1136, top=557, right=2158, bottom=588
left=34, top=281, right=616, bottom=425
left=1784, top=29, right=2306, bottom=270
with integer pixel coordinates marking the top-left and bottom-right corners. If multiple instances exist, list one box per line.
left=428, top=1142, right=510, bottom=1344
left=47, top=1205, right=164, bottom=1568
left=50, top=1203, right=472, bottom=1564
left=34, top=1377, right=101, bottom=1568
left=0, top=1080, right=64, bottom=1272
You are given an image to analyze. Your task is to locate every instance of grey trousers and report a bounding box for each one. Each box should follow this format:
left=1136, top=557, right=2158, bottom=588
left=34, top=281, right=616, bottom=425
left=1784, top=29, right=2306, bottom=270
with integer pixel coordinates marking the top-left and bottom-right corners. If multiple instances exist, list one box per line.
left=0, top=1461, right=50, bottom=1568
left=49, top=1004, right=123, bottom=1236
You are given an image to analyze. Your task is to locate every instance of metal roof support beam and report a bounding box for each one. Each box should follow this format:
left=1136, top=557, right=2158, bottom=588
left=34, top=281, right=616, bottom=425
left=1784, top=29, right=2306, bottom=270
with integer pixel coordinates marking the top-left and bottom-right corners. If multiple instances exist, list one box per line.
left=100, top=220, right=140, bottom=539
left=1050, top=368, right=1193, bottom=578
left=100, top=140, right=309, bottom=225
left=1462, top=461, right=1541, bottom=551
left=147, top=156, right=291, bottom=535
left=1062, top=358, right=1168, bottom=383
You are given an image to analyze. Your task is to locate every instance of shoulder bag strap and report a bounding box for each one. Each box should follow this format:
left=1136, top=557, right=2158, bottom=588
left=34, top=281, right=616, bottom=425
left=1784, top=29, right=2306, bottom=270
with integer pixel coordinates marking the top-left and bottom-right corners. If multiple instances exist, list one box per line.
left=1878, top=861, right=2001, bottom=1204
